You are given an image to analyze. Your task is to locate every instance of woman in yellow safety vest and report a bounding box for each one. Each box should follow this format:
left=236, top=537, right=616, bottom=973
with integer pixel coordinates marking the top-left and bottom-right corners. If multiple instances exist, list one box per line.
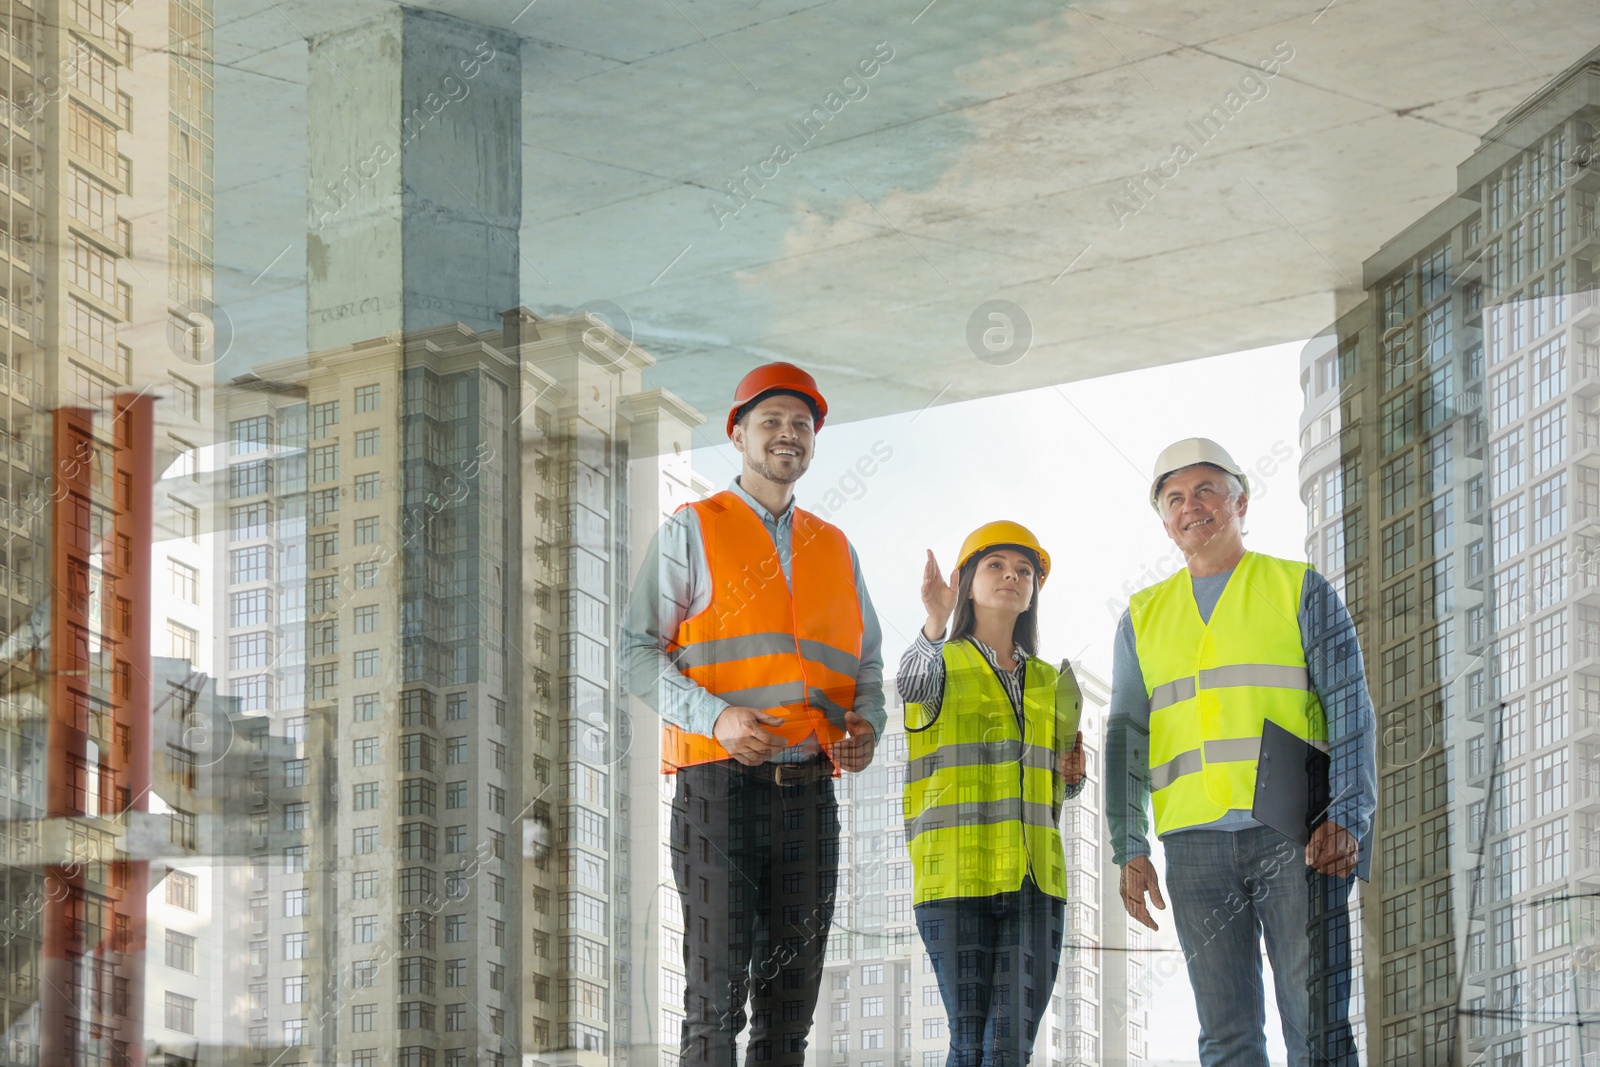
left=898, top=520, right=1085, bottom=1067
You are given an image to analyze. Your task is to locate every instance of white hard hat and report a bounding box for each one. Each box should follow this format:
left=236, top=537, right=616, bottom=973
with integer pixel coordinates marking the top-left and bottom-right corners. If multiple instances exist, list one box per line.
left=1150, top=438, right=1248, bottom=509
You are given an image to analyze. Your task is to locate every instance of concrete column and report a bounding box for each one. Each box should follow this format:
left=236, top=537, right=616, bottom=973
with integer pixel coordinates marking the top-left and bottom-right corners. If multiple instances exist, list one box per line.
left=306, top=9, right=520, bottom=349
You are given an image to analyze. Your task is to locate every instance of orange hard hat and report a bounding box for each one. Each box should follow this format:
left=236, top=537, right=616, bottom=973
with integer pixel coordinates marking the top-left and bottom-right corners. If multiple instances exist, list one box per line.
left=726, top=362, right=828, bottom=437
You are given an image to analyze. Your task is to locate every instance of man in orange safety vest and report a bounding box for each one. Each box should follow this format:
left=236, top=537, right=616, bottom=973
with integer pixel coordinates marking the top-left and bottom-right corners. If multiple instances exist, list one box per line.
left=625, top=362, right=884, bottom=1067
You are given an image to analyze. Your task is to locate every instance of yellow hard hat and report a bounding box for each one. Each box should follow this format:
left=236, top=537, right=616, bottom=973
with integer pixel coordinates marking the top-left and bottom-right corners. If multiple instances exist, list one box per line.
left=957, top=521, right=1051, bottom=586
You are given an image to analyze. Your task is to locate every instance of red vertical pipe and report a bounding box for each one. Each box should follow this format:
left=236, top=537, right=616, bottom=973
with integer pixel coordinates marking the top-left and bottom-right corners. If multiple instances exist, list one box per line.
left=40, top=395, right=154, bottom=1067
left=41, top=406, right=96, bottom=1067
left=116, top=392, right=154, bottom=1067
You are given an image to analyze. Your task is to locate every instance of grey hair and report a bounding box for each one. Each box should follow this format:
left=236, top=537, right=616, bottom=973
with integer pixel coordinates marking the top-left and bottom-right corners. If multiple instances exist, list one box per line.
left=1158, top=463, right=1249, bottom=505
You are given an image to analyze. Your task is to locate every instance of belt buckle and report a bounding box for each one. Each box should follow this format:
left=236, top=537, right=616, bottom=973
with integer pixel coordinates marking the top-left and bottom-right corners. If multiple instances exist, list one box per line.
left=772, top=760, right=811, bottom=786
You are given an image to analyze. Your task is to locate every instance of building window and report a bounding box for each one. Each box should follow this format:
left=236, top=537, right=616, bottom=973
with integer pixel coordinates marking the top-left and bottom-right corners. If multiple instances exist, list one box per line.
left=166, top=871, right=198, bottom=911
left=401, top=823, right=437, bottom=862
left=355, top=472, right=381, bottom=500
left=353, top=827, right=379, bottom=854
left=1490, top=429, right=1524, bottom=499
left=354, top=650, right=379, bottom=678
left=168, top=558, right=200, bottom=605
left=353, top=872, right=378, bottom=899
left=66, top=164, right=117, bottom=233
left=230, top=546, right=271, bottom=583
left=171, top=498, right=199, bottom=541
left=1489, top=360, right=1523, bottom=432
left=1531, top=473, right=1567, bottom=545
left=230, top=461, right=271, bottom=498
left=401, top=735, right=436, bottom=773
left=165, top=931, right=196, bottom=973
left=283, top=758, right=305, bottom=788
left=401, top=778, right=436, bottom=817
left=355, top=428, right=380, bottom=457
left=311, top=444, right=340, bottom=483
left=352, top=1004, right=376, bottom=1032
left=309, top=663, right=339, bottom=701
left=355, top=516, right=380, bottom=545
left=1534, top=817, right=1568, bottom=885
left=284, top=932, right=308, bottom=960
left=164, top=991, right=196, bottom=1034
left=231, top=589, right=270, bottom=627
left=353, top=738, right=379, bottom=766
left=168, top=621, right=197, bottom=662
left=168, top=809, right=198, bottom=851
left=355, top=384, right=381, bottom=412
left=1492, top=497, right=1525, bottom=565
left=311, top=401, right=340, bottom=440
left=229, top=632, right=270, bottom=670
left=285, top=846, right=307, bottom=873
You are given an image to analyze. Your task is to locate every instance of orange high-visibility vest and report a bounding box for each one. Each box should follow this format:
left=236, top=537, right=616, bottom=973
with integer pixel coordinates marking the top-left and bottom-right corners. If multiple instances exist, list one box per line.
left=661, top=490, right=864, bottom=772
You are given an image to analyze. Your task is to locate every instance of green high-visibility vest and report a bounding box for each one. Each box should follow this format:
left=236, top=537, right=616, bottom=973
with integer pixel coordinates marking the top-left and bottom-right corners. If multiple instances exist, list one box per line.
left=1129, top=551, right=1327, bottom=837
left=902, top=640, right=1070, bottom=905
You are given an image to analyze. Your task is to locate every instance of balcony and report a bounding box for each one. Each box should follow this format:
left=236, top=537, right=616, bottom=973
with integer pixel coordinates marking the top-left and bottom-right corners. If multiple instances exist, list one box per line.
left=0, top=361, right=33, bottom=400
left=0, top=160, right=32, bottom=203
left=0, top=26, right=35, bottom=70
left=0, top=231, right=37, bottom=274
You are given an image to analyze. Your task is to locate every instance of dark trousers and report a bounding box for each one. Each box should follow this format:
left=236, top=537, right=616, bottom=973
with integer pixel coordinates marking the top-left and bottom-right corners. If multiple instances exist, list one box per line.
left=913, top=878, right=1065, bottom=1067
left=671, top=759, right=840, bottom=1067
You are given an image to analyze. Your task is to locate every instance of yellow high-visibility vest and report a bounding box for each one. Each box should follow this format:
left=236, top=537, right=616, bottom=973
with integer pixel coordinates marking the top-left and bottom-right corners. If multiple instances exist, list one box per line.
left=902, top=640, right=1070, bottom=905
left=1129, top=551, right=1327, bottom=837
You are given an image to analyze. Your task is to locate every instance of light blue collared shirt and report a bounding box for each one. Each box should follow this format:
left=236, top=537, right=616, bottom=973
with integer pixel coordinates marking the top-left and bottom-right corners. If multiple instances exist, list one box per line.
left=623, top=478, right=886, bottom=762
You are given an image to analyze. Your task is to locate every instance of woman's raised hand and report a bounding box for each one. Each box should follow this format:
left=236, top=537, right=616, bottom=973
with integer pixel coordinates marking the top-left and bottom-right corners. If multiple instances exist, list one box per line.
left=921, top=549, right=958, bottom=640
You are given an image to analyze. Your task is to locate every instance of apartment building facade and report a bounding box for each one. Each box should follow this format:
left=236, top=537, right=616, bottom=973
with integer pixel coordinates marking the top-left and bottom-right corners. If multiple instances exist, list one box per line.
left=1308, top=46, right=1600, bottom=1066
left=0, top=0, right=218, bottom=1063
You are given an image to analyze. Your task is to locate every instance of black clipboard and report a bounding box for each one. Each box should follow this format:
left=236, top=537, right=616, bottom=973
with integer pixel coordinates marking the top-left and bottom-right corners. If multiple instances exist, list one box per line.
left=1251, top=719, right=1330, bottom=847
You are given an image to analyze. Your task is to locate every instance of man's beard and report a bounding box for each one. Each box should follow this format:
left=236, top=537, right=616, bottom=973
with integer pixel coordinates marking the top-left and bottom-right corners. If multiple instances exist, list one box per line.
left=748, top=450, right=809, bottom=484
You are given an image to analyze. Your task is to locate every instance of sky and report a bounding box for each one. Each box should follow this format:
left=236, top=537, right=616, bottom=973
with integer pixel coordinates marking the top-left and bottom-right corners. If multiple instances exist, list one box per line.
left=693, top=339, right=1313, bottom=1063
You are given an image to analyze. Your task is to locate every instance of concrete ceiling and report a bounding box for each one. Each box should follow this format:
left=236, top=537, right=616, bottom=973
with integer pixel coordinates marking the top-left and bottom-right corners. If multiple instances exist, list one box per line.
left=210, top=0, right=1597, bottom=439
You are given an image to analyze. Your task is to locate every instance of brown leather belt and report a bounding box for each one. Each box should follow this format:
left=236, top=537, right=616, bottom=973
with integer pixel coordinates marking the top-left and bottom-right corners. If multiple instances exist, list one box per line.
left=764, top=755, right=831, bottom=786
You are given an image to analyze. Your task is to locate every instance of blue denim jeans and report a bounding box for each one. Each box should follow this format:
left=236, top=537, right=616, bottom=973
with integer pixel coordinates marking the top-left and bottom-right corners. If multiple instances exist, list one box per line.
left=1164, top=826, right=1356, bottom=1067
left=913, top=878, right=1065, bottom=1067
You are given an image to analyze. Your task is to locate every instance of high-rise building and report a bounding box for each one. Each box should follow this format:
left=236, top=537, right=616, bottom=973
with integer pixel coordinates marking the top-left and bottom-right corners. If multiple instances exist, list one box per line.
left=215, top=308, right=698, bottom=1067
left=1304, top=44, right=1600, bottom=1067
left=0, top=1, right=217, bottom=1064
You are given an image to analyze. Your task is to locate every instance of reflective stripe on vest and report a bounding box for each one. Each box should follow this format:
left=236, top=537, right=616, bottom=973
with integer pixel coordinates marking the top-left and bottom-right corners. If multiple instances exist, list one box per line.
left=1129, top=552, right=1327, bottom=837
left=661, top=491, right=864, bottom=772
left=902, top=640, right=1068, bottom=904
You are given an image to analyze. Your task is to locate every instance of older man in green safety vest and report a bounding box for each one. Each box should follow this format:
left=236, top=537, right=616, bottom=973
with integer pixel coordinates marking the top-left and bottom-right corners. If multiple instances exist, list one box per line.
left=1106, top=438, right=1376, bottom=1067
